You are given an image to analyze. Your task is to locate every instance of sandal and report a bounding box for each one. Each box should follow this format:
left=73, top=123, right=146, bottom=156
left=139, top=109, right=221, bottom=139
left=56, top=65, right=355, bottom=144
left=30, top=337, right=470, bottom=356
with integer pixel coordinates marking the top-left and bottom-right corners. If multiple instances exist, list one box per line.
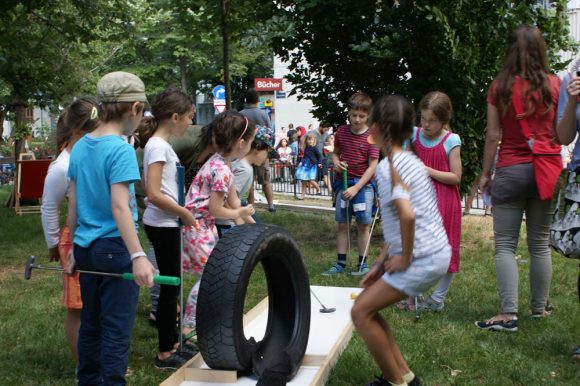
left=148, top=312, right=157, bottom=326
left=395, top=300, right=415, bottom=311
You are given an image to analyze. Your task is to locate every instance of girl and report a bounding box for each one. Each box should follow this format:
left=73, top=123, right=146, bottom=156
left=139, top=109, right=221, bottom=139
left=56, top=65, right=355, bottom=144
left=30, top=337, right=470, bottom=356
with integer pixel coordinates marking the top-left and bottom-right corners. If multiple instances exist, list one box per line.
left=352, top=95, right=450, bottom=386
left=67, top=71, right=156, bottom=384
left=41, top=97, right=99, bottom=364
left=181, top=111, right=256, bottom=339
left=139, top=88, right=196, bottom=369
left=276, top=137, right=292, bottom=182
left=295, top=134, right=323, bottom=200
left=412, top=91, right=462, bottom=312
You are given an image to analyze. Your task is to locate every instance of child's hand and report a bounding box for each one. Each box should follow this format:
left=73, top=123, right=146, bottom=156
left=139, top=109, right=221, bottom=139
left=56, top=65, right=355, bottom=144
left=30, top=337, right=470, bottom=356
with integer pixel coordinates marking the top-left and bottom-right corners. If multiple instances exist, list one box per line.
left=384, top=255, right=410, bottom=273
left=180, top=211, right=196, bottom=227
left=132, top=256, right=155, bottom=287
left=48, top=246, right=60, bottom=262
left=342, top=185, right=360, bottom=200
left=334, top=161, right=347, bottom=172
left=239, top=205, right=255, bottom=218
left=359, top=263, right=384, bottom=288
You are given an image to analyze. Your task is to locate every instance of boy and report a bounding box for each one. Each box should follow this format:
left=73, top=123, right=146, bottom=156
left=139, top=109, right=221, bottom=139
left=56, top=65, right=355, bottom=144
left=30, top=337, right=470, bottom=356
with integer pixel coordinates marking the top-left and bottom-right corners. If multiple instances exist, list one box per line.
left=68, top=71, right=156, bottom=385
left=322, top=92, right=379, bottom=275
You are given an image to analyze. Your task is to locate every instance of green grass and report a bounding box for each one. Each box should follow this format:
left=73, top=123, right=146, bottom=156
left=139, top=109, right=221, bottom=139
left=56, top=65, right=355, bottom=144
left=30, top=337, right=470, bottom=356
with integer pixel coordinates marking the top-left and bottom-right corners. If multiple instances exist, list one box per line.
left=0, top=185, right=579, bottom=385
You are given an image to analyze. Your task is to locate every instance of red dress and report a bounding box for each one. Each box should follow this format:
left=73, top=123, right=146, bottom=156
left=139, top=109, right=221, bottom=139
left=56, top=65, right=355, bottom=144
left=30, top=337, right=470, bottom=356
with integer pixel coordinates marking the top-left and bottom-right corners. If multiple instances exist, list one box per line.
left=413, top=129, right=461, bottom=273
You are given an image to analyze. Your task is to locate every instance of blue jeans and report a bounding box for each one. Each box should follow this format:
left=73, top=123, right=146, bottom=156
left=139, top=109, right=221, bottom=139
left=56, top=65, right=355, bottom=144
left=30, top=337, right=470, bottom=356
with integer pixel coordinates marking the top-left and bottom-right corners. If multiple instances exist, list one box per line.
left=334, top=182, right=375, bottom=225
left=74, top=237, right=139, bottom=386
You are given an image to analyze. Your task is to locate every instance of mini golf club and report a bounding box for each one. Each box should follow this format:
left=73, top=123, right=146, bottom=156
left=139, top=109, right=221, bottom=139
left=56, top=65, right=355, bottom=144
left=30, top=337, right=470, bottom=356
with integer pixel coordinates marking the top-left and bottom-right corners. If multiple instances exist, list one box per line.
left=310, top=288, right=336, bottom=313
left=24, top=255, right=180, bottom=286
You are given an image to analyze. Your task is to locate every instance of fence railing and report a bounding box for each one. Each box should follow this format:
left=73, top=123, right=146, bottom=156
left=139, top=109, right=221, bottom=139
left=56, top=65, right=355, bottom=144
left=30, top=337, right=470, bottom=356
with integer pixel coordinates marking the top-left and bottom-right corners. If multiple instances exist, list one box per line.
left=255, top=160, right=488, bottom=211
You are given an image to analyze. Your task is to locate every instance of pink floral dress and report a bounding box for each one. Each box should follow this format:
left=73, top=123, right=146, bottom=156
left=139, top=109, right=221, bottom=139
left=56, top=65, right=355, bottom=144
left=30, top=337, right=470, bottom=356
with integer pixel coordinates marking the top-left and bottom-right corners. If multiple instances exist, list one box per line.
left=182, top=153, right=232, bottom=329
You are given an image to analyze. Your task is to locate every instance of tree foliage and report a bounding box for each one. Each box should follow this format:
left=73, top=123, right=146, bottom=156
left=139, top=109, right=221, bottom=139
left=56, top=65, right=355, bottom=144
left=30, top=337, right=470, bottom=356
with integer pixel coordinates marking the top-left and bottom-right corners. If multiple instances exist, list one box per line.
left=271, top=0, right=576, bottom=192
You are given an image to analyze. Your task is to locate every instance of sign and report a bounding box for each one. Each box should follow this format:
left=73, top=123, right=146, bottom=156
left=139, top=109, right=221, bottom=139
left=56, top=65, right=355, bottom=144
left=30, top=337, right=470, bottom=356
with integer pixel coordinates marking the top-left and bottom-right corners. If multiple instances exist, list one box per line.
left=212, top=85, right=226, bottom=99
left=276, top=91, right=286, bottom=99
left=254, top=78, right=283, bottom=91
left=213, top=85, right=226, bottom=114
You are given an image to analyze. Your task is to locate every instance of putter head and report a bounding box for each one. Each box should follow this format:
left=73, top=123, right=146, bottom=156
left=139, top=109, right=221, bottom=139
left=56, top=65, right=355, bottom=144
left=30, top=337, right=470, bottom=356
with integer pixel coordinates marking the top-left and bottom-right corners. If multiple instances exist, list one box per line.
left=320, top=307, right=336, bottom=313
left=24, top=255, right=36, bottom=280
left=350, top=270, right=366, bottom=277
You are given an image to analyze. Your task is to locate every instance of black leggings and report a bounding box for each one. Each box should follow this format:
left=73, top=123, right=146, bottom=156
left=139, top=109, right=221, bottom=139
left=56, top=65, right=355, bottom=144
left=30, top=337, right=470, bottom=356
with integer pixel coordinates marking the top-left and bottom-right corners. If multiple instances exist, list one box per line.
left=144, top=225, right=181, bottom=352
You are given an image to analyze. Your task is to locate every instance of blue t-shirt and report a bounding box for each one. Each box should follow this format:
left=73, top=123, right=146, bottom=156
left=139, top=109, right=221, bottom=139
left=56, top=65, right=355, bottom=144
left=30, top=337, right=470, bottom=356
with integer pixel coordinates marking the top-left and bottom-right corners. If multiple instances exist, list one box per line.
left=557, top=73, right=580, bottom=170
left=68, top=134, right=140, bottom=247
left=411, top=126, right=461, bottom=155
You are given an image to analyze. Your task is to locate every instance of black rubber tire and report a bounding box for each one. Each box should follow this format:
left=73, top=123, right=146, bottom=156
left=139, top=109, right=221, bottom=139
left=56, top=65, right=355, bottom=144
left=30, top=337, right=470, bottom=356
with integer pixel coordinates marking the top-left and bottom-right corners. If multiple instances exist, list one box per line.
left=196, top=223, right=311, bottom=381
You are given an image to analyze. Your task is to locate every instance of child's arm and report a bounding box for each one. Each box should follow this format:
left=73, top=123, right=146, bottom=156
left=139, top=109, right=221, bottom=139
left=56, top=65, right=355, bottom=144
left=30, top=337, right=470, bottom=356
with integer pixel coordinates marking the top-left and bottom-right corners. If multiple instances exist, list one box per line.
left=342, top=158, right=378, bottom=200
left=146, top=162, right=195, bottom=226
left=425, top=146, right=462, bottom=185
left=225, top=183, right=242, bottom=210
left=209, top=190, right=254, bottom=220
left=65, top=181, right=78, bottom=273
left=384, top=198, right=415, bottom=273
left=111, top=182, right=155, bottom=287
left=360, top=243, right=388, bottom=288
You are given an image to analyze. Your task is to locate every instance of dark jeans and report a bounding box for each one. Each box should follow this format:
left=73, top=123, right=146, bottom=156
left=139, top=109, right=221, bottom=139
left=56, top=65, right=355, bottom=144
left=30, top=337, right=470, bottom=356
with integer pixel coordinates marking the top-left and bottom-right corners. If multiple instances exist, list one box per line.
left=144, top=225, right=181, bottom=352
left=74, top=237, right=139, bottom=386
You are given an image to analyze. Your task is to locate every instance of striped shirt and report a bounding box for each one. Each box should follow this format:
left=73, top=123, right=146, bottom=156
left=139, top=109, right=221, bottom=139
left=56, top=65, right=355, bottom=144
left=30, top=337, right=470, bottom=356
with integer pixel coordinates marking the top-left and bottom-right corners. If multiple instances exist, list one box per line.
left=334, top=124, right=379, bottom=180
left=376, top=151, right=449, bottom=258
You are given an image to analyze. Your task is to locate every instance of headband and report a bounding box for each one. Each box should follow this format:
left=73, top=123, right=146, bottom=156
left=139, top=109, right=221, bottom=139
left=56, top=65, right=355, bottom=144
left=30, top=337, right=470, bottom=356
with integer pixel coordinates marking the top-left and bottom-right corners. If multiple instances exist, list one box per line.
left=238, top=116, right=249, bottom=141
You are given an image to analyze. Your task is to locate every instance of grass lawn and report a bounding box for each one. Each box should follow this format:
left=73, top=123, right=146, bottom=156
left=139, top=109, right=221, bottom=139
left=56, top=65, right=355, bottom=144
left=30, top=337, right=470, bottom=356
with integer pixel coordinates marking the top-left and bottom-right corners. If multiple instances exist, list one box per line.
left=0, top=185, right=578, bottom=385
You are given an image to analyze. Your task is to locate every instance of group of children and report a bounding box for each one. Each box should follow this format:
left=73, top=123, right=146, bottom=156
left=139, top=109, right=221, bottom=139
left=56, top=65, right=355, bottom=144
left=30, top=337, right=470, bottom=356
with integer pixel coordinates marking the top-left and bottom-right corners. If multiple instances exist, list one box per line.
left=41, top=68, right=462, bottom=385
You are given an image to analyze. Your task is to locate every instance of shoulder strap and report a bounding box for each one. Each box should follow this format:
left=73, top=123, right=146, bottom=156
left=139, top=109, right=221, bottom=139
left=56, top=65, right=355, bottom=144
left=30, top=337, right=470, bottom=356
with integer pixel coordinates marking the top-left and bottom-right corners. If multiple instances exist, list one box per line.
left=511, top=81, right=532, bottom=139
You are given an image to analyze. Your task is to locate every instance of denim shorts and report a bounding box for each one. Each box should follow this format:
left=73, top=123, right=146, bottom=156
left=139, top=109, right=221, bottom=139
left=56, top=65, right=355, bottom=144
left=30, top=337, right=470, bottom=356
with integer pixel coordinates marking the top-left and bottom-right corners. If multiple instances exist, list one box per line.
left=334, top=183, right=375, bottom=225
left=381, top=246, right=451, bottom=297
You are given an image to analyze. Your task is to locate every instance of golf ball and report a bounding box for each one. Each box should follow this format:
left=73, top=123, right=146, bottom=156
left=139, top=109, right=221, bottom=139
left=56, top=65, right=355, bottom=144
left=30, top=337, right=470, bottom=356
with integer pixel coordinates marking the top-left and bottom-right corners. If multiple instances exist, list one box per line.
left=350, top=292, right=357, bottom=299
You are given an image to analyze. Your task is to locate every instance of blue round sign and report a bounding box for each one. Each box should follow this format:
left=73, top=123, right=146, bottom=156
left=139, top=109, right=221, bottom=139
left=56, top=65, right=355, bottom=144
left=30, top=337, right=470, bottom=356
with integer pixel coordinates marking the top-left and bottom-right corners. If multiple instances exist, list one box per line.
left=212, top=85, right=226, bottom=99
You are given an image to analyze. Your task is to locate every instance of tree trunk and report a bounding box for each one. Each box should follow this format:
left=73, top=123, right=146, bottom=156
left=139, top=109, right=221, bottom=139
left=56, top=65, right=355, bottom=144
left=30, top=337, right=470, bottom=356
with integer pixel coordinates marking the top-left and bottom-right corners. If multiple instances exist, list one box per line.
left=180, top=56, right=187, bottom=92
left=6, top=96, right=28, bottom=208
left=220, top=0, right=231, bottom=109
left=0, top=106, right=5, bottom=143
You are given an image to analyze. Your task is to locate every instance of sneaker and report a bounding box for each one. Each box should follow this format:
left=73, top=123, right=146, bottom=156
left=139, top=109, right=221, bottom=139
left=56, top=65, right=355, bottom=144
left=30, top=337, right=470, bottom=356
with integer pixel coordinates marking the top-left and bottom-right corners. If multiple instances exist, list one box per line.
left=321, top=263, right=345, bottom=276
left=350, top=263, right=369, bottom=276
left=408, top=376, right=423, bottom=386
left=365, top=375, right=390, bottom=386
left=268, top=205, right=277, bottom=212
left=154, top=351, right=188, bottom=370
left=475, top=316, right=518, bottom=332
left=417, top=297, right=444, bottom=312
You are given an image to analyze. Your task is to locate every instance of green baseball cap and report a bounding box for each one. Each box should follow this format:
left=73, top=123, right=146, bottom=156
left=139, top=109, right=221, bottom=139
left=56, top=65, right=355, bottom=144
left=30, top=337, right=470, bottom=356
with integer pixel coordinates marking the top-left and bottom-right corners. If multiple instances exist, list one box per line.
left=97, top=71, right=148, bottom=103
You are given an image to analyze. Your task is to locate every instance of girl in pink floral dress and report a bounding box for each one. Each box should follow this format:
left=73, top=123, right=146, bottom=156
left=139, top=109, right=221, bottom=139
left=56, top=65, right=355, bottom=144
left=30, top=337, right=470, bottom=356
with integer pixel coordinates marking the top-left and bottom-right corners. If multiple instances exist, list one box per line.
left=182, top=111, right=256, bottom=337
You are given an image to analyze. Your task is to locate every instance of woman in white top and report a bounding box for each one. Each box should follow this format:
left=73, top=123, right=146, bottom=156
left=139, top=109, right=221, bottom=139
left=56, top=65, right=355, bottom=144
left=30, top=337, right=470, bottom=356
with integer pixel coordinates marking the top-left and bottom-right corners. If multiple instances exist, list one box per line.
left=41, top=97, right=99, bottom=364
left=350, top=95, right=451, bottom=386
left=139, top=88, right=196, bottom=369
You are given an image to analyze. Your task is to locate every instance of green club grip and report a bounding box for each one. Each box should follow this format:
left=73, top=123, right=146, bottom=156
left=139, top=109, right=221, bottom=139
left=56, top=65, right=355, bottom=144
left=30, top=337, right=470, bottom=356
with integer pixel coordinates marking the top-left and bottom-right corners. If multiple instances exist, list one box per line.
left=121, top=273, right=181, bottom=286
left=342, top=164, right=348, bottom=191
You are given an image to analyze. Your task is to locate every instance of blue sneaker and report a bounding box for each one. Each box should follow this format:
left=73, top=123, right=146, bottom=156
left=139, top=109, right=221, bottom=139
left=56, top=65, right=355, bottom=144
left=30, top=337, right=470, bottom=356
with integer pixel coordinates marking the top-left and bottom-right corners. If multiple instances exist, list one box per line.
left=475, top=316, right=518, bottom=332
left=350, top=263, right=369, bottom=276
left=322, top=263, right=345, bottom=276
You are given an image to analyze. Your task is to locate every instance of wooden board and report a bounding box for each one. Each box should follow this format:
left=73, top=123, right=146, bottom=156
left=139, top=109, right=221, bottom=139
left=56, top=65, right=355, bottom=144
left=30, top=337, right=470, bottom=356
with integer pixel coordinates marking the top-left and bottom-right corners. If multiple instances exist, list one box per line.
left=161, top=286, right=361, bottom=386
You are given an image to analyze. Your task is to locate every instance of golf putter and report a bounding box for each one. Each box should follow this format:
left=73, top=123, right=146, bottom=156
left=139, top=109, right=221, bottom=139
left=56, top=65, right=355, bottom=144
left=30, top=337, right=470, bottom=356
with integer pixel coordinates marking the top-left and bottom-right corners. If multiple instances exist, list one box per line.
left=342, top=164, right=351, bottom=270
left=176, top=163, right=186, bottom=350
left=310, top=288, right=336, bottom=313
left=24, top=255, right=180, bottom=286
left=351, top=207, right=380, bottom=277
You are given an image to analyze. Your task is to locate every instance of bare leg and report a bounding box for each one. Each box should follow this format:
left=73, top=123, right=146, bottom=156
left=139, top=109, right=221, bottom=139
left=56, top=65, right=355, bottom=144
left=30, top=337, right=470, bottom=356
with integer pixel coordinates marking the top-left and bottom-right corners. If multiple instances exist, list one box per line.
left=310, top=180, right=321, bottom=193
left=464, top=176, right=480, bottom=214
left=351, top=280, right=409, bottom=384
left=300, top=181, right=307, bottom=199
left=65, top=308, right=81, bottom=364
left=263, top=183, right=274, bottom=206
left=356, top=223, right=370, bottom=257
left=248, top=186, right=255, bottom=205
left=337, top=222, right=348, bottom=254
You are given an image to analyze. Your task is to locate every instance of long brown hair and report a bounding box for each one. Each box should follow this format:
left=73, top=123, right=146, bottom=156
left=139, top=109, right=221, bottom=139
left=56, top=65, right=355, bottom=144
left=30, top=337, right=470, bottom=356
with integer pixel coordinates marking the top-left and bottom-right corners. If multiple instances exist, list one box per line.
left=419, top=91, right=453, bottom=131
left=56, top=97, right=99, bottom=150
left=493, top=24, right=553, bottom=117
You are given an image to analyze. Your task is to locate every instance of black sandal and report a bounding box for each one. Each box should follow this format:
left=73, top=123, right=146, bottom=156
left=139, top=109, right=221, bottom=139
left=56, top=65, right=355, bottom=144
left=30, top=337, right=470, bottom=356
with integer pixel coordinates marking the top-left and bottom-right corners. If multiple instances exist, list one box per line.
left=572, top=346, right=580, bottom=362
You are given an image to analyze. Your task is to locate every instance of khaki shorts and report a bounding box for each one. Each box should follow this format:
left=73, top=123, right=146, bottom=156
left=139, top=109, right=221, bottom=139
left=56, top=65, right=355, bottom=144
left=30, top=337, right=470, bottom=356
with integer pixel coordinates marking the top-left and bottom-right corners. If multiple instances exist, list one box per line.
left=254, top=162, right=271, bottom=186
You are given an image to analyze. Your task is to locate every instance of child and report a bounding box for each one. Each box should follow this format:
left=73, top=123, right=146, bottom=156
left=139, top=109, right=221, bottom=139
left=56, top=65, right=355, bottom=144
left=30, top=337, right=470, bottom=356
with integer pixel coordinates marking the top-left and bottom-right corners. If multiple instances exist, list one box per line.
left=41, top=97, right=99, bottom=364
left=351, top=95, right=450, bottom=386
left=411, top=91, right=461, bottom=312
left=215, top=125, right=274, bottom=236
left=276, top=137, right=292, bottom=181
left=295, top=134, right=323, bottom=200
left=323, top=92, right=379, bottom=275
left=67, top=71, right=156, bottom=385
left=181, top=111, right=256, bottom=339
left=138, top=88, right=196, bottom=369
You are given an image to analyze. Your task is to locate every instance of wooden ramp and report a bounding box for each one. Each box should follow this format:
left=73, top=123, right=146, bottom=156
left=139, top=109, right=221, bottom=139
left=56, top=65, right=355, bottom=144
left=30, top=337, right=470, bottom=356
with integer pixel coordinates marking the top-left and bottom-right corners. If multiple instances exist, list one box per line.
left=161, top=286, right=361, bottom=386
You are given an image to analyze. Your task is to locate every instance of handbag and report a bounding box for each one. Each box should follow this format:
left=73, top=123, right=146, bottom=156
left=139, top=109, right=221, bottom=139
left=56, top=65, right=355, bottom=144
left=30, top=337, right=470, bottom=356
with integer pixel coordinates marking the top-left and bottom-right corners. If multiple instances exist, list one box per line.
left=511, top=82, right=562, bottom=201
left=550, top=168, right=580, bottom=258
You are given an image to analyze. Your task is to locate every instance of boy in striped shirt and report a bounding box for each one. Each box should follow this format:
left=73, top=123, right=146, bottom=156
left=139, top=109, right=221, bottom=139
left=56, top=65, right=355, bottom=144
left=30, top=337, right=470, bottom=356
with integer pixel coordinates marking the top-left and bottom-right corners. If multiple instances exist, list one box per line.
left=322, top=92, right=380, bottom=275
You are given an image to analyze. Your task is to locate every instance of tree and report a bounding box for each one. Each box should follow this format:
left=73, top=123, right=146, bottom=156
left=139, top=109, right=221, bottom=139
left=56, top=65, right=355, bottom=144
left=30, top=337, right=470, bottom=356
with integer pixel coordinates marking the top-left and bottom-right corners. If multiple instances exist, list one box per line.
left=271, top=0, right=575, bottom=192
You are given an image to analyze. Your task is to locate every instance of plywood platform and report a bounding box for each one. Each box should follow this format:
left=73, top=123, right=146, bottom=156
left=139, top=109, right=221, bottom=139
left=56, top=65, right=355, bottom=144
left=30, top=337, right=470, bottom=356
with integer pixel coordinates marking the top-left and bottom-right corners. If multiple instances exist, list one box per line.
left=161, top=286, right=361, bottom=386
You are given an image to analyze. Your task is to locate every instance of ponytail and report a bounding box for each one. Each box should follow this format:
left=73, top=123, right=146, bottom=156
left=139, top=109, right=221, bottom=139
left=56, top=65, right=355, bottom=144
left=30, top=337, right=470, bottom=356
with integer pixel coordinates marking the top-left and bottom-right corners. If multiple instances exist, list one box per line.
left=136, top=116, right=158, bottom=148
